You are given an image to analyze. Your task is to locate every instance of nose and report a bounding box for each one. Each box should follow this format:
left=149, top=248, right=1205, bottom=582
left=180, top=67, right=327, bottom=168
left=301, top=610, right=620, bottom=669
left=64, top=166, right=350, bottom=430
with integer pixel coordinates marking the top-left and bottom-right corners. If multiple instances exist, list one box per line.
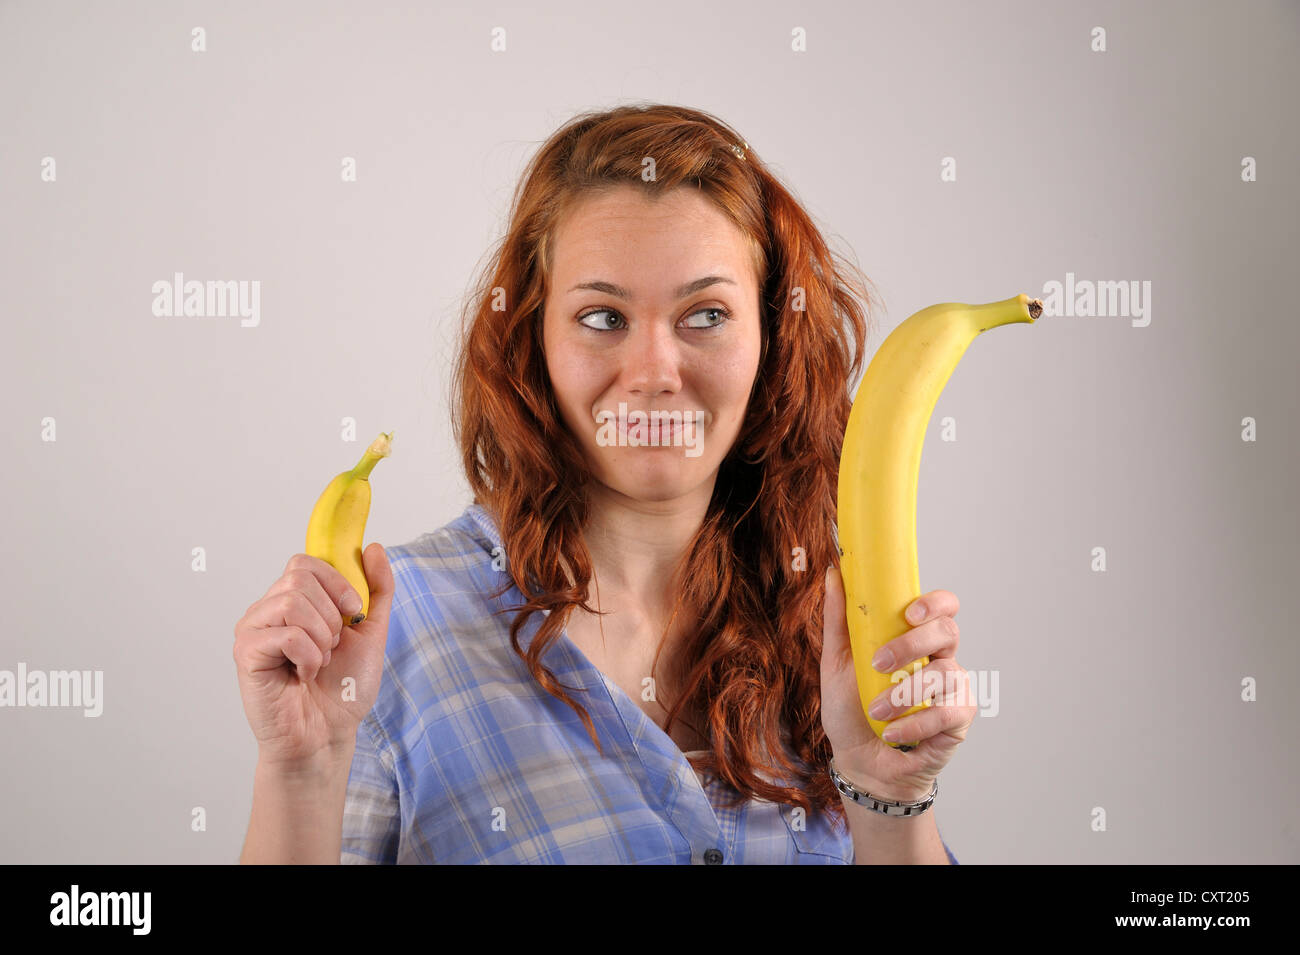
left=623, top=317, right=682, bottom=396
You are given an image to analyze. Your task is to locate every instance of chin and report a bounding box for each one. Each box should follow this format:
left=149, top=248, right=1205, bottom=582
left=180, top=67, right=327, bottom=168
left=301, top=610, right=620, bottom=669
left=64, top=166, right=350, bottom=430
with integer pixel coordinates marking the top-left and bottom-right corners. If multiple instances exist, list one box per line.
left=603, top=461, right=708, bottom=501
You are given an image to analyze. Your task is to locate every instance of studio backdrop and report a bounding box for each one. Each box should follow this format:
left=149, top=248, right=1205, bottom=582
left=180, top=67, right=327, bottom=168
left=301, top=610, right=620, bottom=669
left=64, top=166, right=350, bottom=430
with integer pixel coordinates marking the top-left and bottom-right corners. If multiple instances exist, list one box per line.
left=1, top=0, right=1296, bottom=864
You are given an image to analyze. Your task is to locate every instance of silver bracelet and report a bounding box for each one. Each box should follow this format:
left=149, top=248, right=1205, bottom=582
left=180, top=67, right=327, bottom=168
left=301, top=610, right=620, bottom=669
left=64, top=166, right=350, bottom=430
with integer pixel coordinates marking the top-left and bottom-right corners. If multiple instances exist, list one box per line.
left=829, top=757, right=938, bottom=816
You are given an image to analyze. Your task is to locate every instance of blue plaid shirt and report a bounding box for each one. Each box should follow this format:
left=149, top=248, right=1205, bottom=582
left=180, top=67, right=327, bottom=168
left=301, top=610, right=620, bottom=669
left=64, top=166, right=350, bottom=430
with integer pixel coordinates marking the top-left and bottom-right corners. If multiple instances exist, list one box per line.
left=341, top=503, right=959, bottom=864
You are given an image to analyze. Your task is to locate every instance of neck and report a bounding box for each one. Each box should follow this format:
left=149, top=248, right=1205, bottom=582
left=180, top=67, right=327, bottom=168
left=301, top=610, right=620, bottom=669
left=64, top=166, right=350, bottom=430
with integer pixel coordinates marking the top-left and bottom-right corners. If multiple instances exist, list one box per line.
left=579, top=480, right=713, bottom=619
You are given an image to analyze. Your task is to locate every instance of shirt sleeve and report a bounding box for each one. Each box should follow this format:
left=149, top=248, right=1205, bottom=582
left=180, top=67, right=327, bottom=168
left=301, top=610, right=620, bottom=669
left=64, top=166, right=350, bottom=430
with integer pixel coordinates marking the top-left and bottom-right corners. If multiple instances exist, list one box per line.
left=340, top=712, right=401, bottom=864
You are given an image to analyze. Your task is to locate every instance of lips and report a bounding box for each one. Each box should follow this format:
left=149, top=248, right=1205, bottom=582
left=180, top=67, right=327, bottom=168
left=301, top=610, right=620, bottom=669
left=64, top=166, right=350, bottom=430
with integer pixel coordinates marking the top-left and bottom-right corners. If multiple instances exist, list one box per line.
left=593, top=402, right=706, bottom=447
left=607, top=412, right=700, bottom=441
left=620, top=417, right=679, bottom=442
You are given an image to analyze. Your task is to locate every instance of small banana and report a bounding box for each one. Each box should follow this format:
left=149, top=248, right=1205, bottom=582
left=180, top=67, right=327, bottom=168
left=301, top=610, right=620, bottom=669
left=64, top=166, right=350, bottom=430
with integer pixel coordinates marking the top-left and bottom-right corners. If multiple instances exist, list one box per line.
left=305, top=431, right=394, bottom=624
left=837, top=294, right=1042, bottom=749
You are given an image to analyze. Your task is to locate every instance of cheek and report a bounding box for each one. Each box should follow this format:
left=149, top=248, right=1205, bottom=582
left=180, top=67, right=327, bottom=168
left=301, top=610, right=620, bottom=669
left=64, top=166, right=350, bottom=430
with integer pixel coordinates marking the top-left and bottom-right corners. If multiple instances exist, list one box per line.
left=547, top=348, right=608, bottom=426
left=702, top=343, right=760, bottom=407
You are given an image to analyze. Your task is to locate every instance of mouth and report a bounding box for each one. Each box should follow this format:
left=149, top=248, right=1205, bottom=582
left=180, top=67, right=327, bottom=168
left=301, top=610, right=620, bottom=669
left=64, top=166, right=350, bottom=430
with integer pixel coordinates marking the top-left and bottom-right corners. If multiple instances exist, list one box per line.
left=619, top=416, right=683, bottom=443
left=595, top=406, right=704, bottom=445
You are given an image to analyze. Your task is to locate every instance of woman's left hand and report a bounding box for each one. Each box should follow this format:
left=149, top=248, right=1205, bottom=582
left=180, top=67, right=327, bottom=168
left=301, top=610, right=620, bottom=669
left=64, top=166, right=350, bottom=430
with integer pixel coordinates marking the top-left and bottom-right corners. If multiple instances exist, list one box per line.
left=819, top=566, right=977, bottom=803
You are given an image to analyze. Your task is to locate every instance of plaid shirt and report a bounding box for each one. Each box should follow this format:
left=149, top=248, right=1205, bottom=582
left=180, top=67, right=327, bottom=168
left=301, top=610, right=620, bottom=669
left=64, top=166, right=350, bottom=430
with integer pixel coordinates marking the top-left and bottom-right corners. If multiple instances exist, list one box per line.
left=341, top=503, right=959, bottom=864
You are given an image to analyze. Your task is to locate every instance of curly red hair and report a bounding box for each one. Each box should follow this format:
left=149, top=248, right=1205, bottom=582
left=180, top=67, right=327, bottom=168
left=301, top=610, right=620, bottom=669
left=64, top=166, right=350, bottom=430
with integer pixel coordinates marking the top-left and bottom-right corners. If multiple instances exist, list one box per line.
left=450, top=102, right=878, bottom=827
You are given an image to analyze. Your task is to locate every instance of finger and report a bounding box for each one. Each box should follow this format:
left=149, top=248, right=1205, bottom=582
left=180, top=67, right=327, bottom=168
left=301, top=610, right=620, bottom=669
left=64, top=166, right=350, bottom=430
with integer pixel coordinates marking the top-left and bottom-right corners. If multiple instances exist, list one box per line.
left=351, top=542, right=394, bottom=636
left=871, top=614, right=959, bottom=672
left=880, top=694, right=977, bottom=746
left=281, top=553, right=367, bottom=629
left=246, top=589, right=335, bottom=661
left=234, top=625, right=326, bottom=683
left=904, top=590, right=960, bottom=627
left=872, top=659, right=968, bottom=717
left=266, top=565, right=346, bottom=647
left=821, top=566, right=851, bottom=668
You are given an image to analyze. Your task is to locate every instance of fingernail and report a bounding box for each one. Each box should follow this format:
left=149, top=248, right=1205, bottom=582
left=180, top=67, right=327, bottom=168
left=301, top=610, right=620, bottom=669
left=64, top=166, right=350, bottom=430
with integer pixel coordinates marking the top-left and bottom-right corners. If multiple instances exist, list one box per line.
left=868, top=698, right=891, bottom=719
left=906, top=602, right=926, bottom=624
left=871, top=648, right=894, bottom=672
left=341, top=591, right=362, bottom=615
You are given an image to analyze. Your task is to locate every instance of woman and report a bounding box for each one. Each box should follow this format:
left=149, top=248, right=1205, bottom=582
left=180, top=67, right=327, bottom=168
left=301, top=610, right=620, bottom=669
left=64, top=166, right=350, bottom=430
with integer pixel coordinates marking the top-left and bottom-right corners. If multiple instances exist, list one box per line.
left=235, top=103, right=974, bottom=864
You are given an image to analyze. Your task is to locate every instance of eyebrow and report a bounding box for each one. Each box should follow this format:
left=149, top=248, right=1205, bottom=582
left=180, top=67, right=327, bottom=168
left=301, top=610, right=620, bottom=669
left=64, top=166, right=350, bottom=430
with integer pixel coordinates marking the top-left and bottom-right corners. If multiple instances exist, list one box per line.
left=566, top=275, right=737, bottom=300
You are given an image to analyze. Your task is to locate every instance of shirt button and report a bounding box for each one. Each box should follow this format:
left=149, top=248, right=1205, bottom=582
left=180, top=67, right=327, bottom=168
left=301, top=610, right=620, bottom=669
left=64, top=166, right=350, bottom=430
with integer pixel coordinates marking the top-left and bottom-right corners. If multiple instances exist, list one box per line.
left=703, top=848, right=724, bottom=865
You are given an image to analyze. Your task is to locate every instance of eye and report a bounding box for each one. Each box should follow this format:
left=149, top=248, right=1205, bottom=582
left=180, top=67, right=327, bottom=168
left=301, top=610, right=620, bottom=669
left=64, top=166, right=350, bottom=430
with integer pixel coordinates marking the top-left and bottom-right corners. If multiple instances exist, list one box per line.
left=577, top=309, right=626, bottom=331
left=680, top=306, right=731, bottom=329
left=576, top=306, right=732, bottom=332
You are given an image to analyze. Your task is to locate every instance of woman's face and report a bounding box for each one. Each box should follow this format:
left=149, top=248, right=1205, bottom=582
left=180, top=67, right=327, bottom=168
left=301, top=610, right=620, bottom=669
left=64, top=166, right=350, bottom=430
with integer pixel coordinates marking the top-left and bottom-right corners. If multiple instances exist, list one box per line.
left=542, top=184, right=763, bottom=506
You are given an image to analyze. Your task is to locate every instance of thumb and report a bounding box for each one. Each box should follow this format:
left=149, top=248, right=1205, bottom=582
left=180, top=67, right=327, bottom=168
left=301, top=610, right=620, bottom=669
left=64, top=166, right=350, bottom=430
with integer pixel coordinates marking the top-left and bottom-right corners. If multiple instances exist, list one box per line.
left=353, top=542, right=394, bottom=638
left=822, top=565, right=851, bottom=671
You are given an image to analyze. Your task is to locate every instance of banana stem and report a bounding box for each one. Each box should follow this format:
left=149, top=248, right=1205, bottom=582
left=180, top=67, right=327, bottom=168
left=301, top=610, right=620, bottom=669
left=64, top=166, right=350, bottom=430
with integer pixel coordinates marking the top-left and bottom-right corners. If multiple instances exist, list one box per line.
left=971, top=293, right=1044, bottom=332
left=350, top=431, right=394, bottom=479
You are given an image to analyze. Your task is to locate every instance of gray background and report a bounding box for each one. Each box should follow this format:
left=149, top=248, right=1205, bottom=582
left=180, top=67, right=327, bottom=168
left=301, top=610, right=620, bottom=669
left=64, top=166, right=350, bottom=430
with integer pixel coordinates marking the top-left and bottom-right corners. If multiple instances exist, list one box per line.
left=2, top=0, right=1296, bottom=864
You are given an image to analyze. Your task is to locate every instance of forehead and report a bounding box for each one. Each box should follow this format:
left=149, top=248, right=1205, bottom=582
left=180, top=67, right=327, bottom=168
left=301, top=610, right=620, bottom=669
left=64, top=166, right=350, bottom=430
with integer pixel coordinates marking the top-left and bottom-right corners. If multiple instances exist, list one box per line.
left=549, top=186, right=760, bottom=287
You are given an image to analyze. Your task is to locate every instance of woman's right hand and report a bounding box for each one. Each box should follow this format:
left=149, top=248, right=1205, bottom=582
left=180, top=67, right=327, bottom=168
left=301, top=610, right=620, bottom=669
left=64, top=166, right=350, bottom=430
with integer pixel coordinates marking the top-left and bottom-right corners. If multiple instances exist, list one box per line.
left=232, top=543, right=394, bottom=769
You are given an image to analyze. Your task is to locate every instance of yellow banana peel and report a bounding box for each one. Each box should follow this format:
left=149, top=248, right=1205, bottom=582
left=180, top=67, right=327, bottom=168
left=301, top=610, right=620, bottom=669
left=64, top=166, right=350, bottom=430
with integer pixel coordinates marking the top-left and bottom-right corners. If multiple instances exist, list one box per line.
left=838, top=294, right=1041, bottom=749
left=305, top=431, right=394, bottom=623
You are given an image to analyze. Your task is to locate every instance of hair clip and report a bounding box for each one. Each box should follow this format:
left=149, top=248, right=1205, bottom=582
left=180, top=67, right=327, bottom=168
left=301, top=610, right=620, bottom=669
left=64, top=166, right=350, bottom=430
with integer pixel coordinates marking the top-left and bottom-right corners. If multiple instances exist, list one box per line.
left=730, top=140, right=749, bottom=160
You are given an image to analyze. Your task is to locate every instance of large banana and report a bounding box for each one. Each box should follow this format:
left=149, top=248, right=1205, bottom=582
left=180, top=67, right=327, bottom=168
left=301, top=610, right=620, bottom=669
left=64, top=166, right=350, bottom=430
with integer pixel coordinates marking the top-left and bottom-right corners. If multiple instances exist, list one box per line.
left=837, top=294, right=1041, bottom=749
left=305, top=431, right=394, bottom=624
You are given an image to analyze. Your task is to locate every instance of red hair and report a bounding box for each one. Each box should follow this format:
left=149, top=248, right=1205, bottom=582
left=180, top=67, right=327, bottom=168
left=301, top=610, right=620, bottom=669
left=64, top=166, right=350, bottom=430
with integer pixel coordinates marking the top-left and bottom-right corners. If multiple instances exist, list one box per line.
left=450, top=103, right=878, bottom=826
